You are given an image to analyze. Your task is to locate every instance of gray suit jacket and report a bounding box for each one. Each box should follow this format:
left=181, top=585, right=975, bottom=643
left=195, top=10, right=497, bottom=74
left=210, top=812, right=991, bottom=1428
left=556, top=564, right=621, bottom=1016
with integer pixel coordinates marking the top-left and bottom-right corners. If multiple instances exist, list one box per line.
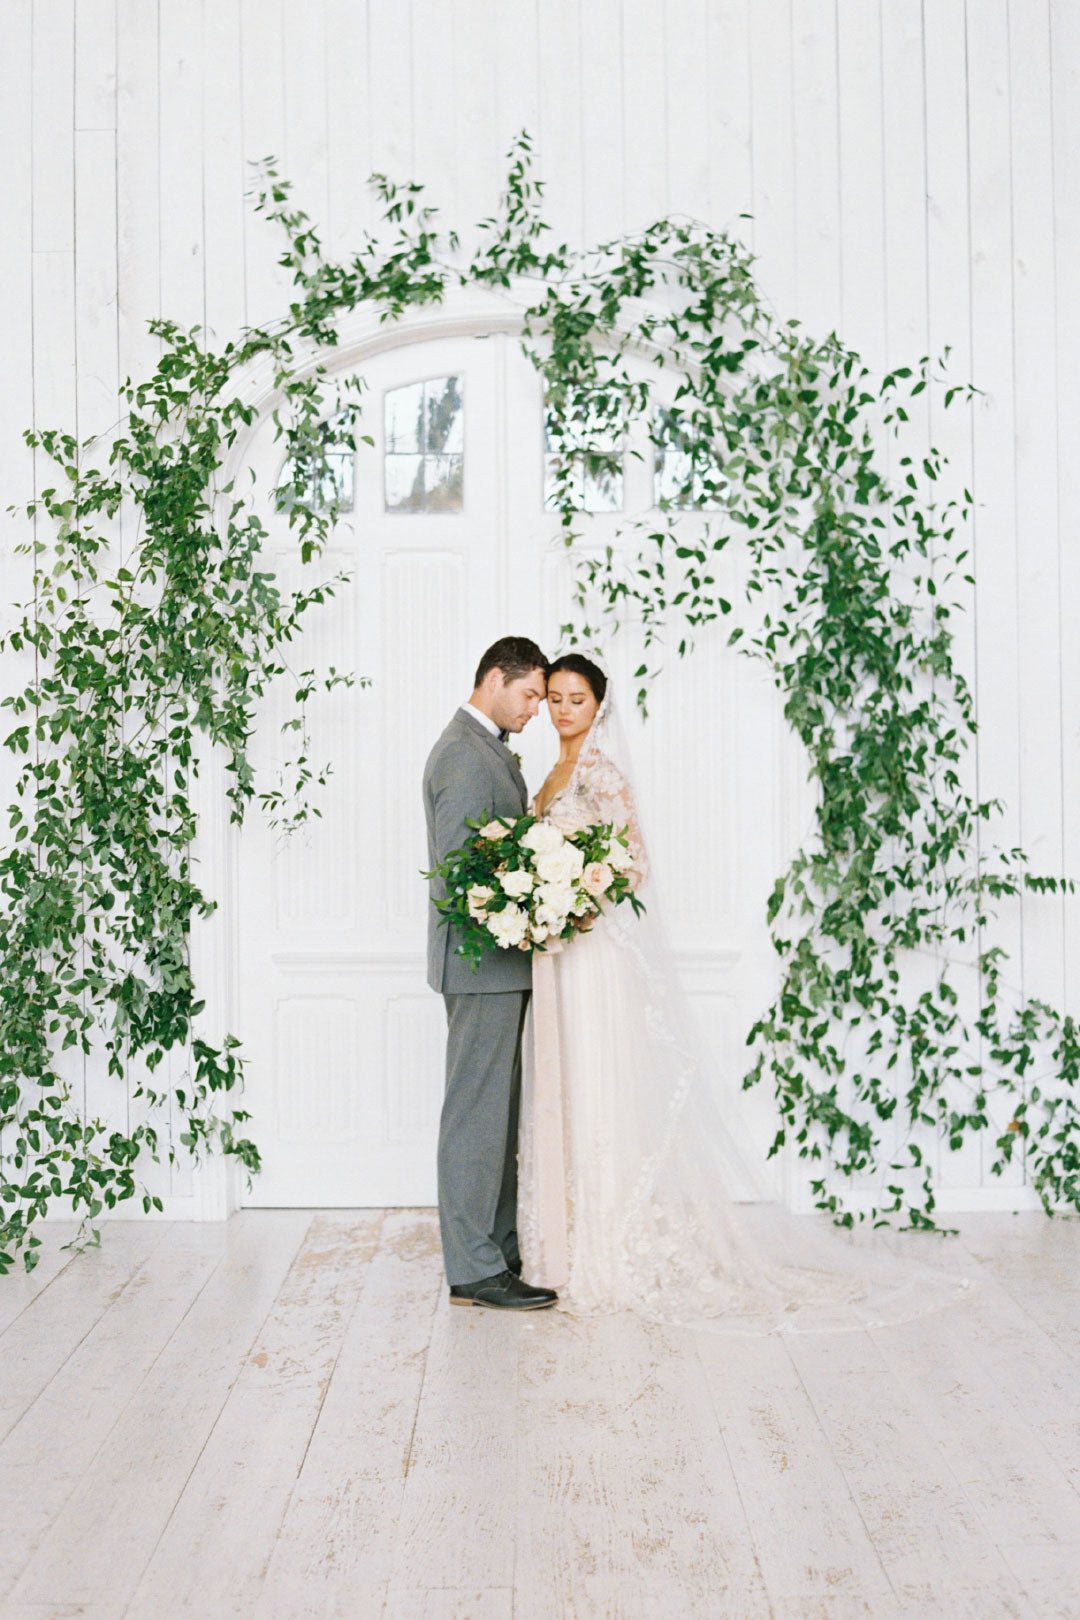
left=423, top=708, right=533, bottom=995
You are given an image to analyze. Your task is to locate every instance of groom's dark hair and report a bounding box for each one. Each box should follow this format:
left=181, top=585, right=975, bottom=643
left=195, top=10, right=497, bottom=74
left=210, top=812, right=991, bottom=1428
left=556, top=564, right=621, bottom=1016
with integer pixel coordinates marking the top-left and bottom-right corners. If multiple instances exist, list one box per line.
left=474, top=636, right=549, bottom=688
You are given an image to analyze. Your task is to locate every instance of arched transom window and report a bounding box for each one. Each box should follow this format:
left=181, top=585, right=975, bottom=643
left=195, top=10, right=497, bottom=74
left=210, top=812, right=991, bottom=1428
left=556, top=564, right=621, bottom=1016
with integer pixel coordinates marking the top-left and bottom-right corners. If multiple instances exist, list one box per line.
left=384, top=376, right=464, bottom=512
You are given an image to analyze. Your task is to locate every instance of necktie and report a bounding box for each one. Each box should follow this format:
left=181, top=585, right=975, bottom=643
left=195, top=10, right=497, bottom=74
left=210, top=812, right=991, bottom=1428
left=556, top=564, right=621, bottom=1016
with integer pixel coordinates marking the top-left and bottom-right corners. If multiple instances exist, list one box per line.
left=498, top=728, right=509, bottom=744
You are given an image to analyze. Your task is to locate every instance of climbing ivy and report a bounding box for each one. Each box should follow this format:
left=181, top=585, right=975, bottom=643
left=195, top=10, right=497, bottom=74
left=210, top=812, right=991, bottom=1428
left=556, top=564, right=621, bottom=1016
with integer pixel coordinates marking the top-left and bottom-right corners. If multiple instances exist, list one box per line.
left=1, top=134, right=1074, bottom=1272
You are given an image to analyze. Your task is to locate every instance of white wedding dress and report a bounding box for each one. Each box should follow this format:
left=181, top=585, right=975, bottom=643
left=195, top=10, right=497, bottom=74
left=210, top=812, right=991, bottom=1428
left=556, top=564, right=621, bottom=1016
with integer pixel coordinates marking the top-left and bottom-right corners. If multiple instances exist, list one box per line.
left=516, top=685, right=973, bottom=1334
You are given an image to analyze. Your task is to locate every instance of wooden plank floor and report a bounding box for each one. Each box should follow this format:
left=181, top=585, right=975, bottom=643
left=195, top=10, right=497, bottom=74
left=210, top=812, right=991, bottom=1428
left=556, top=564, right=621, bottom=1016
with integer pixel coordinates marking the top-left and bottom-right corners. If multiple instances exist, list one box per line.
left=2, top=1209, right=1079, bottom=1619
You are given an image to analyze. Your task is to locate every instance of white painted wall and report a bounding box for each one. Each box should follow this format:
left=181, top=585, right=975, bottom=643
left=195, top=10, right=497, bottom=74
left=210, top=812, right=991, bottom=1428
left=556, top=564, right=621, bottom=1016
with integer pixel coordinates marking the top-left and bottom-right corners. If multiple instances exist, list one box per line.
left=1, top=0, right=1076, bottom=1217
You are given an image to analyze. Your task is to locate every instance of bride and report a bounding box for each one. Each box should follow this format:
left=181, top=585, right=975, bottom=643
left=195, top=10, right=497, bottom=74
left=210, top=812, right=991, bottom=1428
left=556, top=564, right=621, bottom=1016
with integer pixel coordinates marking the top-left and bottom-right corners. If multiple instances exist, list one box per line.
left=516, top=652, right=972, bottom=1334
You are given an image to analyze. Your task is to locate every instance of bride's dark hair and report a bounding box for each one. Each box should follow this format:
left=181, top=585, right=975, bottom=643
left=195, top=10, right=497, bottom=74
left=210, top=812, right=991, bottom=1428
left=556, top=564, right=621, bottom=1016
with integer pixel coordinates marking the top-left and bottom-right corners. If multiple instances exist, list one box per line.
left=547, top=652, right=607, bottom=704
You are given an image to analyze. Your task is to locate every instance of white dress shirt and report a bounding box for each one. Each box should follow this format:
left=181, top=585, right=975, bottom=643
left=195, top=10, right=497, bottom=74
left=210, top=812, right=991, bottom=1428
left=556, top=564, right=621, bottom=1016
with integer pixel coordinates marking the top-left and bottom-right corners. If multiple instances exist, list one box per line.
left=462, top=701, right=501, bottom=739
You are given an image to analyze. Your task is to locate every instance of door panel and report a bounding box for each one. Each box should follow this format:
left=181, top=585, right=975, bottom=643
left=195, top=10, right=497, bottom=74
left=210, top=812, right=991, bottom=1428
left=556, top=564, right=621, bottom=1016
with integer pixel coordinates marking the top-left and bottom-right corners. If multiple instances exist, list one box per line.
left=235, top=329, right=786, bottom=1206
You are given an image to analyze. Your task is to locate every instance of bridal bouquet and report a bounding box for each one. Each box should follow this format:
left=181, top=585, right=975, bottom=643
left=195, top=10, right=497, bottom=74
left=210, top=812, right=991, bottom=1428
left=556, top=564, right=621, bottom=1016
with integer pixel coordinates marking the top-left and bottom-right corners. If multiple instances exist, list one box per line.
left=428, top=813, right=644, bottom=969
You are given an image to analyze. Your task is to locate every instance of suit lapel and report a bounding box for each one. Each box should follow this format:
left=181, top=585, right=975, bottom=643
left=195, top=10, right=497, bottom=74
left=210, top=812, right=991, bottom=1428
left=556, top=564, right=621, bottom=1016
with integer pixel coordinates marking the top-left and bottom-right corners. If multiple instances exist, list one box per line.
left=503, top=747, right=528, bottom=809
left=454, top=708, right=528, bottom=811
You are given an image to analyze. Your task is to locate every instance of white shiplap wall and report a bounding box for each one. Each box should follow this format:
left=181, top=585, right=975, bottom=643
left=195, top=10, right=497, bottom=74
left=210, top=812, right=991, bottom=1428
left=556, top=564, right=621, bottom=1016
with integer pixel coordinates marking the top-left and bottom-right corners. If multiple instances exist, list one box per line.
left=0, top=0, right=1077, bottom=1213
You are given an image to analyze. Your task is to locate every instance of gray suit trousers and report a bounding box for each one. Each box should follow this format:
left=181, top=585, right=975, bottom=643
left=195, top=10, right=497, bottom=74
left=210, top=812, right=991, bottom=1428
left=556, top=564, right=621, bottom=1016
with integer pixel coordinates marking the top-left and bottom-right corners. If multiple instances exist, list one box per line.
left=438, top=989, right=529, bottom=1285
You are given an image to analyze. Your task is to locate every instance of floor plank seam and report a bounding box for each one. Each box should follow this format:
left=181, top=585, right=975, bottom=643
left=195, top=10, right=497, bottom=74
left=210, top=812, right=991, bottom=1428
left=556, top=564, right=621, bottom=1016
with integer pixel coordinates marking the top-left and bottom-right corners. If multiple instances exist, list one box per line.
left=957, top=1225, right=1080, bottom=1367
left=778, top=1331, right=900, bottom=1606
left=865, top=1253, right=1078, bottom=1606
left=398, top=1282, right=443, bottom=1485
left=691, top=1335, right=775, bottom=1619
left=0, top=1226, right=173, bottom=1447
left=115, top=1212, right=316, bottom=1620
left=0, top=1236, right=80, bottom=1339
left=288, top=1209, right=390, bottom=1489
left=378, top=1256, right=448, bottom=1620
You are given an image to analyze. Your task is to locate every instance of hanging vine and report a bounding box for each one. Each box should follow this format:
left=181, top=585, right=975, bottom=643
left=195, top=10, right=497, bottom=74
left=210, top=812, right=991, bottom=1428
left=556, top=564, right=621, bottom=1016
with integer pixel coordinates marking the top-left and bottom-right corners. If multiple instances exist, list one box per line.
left=1, top=133, right=1074, bottom=1272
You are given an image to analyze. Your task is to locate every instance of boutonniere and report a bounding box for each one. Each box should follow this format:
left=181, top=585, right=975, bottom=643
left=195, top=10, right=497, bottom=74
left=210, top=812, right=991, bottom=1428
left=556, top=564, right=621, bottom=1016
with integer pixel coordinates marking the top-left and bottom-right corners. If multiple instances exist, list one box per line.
left=509, top=750, right=523, bottom=773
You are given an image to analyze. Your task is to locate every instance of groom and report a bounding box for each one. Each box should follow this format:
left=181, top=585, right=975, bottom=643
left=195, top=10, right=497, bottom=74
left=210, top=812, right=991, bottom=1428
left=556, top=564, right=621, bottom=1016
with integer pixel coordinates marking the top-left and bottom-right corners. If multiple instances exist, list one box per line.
left=423, top=636, right=558, bottom=1312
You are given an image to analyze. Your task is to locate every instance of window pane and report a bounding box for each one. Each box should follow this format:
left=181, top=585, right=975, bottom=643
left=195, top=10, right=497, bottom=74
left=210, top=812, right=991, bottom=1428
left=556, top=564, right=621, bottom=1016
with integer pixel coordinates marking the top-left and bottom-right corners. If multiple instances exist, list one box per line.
left=424, top=376, right=463, bottom=454
left=544, top=456, right=586, bottom=510
left=544, top=453, right=622, bottom=512
left=276, top=420, right=355, bottom=518
left=544, top=394, right=624, bottom=512
left=319, top=448, right=355, bottom=513
left=385, top=381, right=424, bottom=454
left=653, top=406, right=724, bottom=509
left=385, top=453, right=425, bottom=512
left=582, top=454, right=623, bottom=512
left=424, top=453, right=463, bottom=512
left=655, top=445, right=696, bottom=507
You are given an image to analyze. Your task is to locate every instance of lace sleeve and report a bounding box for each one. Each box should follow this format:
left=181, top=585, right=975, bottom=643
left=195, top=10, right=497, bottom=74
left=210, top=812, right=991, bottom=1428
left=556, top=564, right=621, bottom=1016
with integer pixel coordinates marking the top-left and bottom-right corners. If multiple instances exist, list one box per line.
left=579, top=754, right=649, bottom=889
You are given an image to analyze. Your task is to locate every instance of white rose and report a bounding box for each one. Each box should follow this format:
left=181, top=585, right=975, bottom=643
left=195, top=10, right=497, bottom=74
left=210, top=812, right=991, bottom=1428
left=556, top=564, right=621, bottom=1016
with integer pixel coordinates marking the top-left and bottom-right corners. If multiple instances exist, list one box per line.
left=581, top=860, right=613, bottom=897
left=479, top=819, right=509, bottom=840
left=535, top=882, right=575, bottom=928
left=530, top=921, right=550, bottom=943
left=606, top=838, right=632, bottom=871
left=520, top=821, right=565, bottom=856
left=500, top=867, right=535, bottom=899
left=487, top=902, right=529, bottom=948
left=466, top=884, right=495, bottom=919
left=534, top=842, right=585, bottom=887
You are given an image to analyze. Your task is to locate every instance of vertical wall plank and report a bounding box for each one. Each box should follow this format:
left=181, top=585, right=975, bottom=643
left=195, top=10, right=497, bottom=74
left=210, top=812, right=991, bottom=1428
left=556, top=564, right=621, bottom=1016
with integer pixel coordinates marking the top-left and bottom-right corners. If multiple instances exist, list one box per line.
left=454, top=0, right=502, bottom=236
left=73, top=129, right=118, bottom=441
left=0, top=0, right=36, bottom=963
left=622, top=0, right=668, bottom=229
left=791, top=0, right=840, bottom=337
left=747, top=0, right=795, bottom=313
left=116, top=0, right=160, bottom=388
left=74, top=0, right=115, bottom=131
left=835, top=0, right=885, bottom=367
left=239, top=0, right=289, bottom=329
left=31, top=0, right=77, bottom=429
left=203, top=0, right=246, bottom=347
left=580, top=0, right=625, bottom=244
left=1009, top=0, right=1065, bottom=1022
left=74, top=101, right=123, bottom=1150
left=32, top=0, right=75, bottom=259
left=966, top=0, right=1025, bottom=1186
left=495, top=0, right=541, bottom=174
left=663, top=0, right=711, bottom=223
left=73, top=0, right=117, bottom=440
left=367, top=0, right=413, bottom=183
left=705, top=0, right=752, bottom=233
left=880, top=0, right=928, bottom=369
left=158, top=0, right=204, bottom=332
left=536, top=0, right=585, bottom=248
left=413, top=0, right=461, bottom=227
left=835, top=0, right=887, bottom=367
left=0, top=0, right=35, bottom=559
left=283, top=0, right=329, bottom=246
left=325, top=0, right=373, bottom=260
left=1051, top=2, right=1080, bottom=1013
left=923, top=0, right=982, bottom=1196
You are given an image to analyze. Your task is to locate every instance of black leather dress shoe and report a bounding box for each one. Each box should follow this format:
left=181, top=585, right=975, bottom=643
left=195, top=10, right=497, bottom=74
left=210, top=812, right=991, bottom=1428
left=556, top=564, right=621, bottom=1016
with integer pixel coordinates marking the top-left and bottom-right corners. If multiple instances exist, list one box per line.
left=449, top=1269, right=557, bottom=1310
left=506, top=1256, right=523, bottom=1277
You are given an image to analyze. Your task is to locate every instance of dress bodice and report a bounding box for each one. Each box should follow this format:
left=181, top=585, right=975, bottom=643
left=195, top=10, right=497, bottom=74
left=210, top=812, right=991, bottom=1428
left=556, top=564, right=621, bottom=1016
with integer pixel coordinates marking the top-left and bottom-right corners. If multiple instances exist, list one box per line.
left=533, top=753, right=648, bottom=879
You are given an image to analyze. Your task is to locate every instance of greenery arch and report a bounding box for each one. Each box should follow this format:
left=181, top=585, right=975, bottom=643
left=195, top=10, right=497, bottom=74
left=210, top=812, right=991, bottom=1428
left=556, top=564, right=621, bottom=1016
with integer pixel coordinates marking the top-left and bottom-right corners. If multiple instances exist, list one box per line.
left=1, top=134, right=1075, bottom=1272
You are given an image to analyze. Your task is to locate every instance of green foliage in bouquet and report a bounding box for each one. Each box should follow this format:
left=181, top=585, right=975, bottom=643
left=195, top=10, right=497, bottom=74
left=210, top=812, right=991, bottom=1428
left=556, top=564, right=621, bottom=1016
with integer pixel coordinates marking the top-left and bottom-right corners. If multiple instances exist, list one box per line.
left=3, top=127, right=1076, bottom=1269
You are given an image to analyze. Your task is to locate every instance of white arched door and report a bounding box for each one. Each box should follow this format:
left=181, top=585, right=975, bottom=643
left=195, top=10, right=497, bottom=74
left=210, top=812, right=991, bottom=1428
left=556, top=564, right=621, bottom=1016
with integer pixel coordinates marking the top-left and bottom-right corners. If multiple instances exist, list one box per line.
left=231, top=320, right=791, bottom=1208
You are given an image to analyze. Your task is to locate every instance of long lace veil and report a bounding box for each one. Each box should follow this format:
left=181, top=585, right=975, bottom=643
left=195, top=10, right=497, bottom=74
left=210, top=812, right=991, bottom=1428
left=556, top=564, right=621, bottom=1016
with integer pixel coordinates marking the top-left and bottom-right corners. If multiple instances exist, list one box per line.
left=522, top=665, right=974, bottom=1335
